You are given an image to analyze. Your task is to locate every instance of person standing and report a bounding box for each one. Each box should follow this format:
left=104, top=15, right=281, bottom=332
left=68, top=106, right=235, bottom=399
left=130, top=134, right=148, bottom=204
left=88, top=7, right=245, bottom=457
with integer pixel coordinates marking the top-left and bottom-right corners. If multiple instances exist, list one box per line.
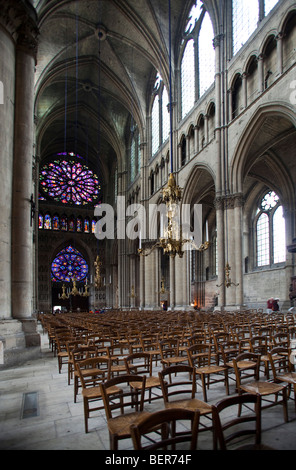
left=267, top=298, right=273, bottom=314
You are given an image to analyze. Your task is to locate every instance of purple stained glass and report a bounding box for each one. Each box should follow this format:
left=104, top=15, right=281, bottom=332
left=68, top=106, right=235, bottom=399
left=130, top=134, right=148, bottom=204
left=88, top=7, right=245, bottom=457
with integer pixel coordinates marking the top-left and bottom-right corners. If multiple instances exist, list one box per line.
left=40, top=159, right=100, bottom=205
left=51, top=245, right=88, bottom=282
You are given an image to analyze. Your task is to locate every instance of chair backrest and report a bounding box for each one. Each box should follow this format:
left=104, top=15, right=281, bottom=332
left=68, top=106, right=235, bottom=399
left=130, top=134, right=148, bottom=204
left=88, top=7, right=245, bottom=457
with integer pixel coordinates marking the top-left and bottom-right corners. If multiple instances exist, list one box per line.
left=272, top=333, right=290, bottom=348
left=71, top=345, right=98, bottom=368
left=212, top=394, right=262, bottom=450
left=220, top=341, right=240, bottom=362
left=187, top=333, right=206, bottom=346
left=232, top=352, right=260, bottom=386
left=248, top=335, right=268, bottom=354
left=187, top=343, right=211, bottom=367
left=99, top=375, right=146, bottom=420
left=213, top=332, right=231, bottom=351
left=76, top=356, right=111, bottom=388
left=159, top=338, right=181, bottom=359
left=158, top=365, right=196, bottom=403
left=130, top=408, right=200, bottom=450
left=268, top=346, right=291, bottom=379
left=124, top=352, right=152, bottom=376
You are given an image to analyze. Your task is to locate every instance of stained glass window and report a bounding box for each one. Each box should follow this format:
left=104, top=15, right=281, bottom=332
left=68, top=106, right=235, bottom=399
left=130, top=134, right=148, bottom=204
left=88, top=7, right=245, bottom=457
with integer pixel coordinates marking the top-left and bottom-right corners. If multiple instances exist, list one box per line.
left=181, top=39, right=195, bottom=119
left=162, top=87, right=170, bottom=144
left=181, top=2, right=215, bottom=119
left=199, top=12, right=215, bottom=96
left=257, top=213, right=270, bottom=266
left=53, top=215, right=59, bottom=231
left=151, top=73, right=170, bottom=157
left=77, top=216, right=83, bottom=232
left=273, top=206, right=286, bottom=263
left=51, top=245, right=88, bottom=282
left=69, top=216, right=75, bottom=232
left=256, top=191, right=286, bottom=267
left=232, top=0, right=259, bottom=56
left=39, top=214, right=43, bottom=229
left=130, top=136, right=136, bottom=182
left=44, top=213, right=52, bottom=230
left=60, top=215, right=68, bottom=231
left=84, top=217, right=90, bottom=233
left=40, top=159, right=100, bottom=205
left=151, top=94, right=160, bottom=156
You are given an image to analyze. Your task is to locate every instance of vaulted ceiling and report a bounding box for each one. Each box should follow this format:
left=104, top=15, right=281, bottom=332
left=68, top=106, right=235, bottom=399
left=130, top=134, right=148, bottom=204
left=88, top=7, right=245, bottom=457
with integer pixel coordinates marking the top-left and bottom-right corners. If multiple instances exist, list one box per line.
left=34, top=0, right=193, bottom=188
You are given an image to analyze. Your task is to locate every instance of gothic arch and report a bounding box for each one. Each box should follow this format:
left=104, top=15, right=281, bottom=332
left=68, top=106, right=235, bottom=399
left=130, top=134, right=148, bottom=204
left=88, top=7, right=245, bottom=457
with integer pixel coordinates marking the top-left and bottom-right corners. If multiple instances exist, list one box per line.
left=230, top=102, right=296, bottom=195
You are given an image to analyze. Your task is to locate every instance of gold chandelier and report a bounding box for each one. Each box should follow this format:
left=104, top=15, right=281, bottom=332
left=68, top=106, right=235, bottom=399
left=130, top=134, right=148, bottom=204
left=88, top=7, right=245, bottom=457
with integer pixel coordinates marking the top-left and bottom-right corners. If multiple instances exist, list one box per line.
left=58, top=276, right=90, bottom=299
left=94, top=255, right=103, bottom=289
left=216, top=262, right=239, bottom=289
left=138, top=173, right=210, bottom=258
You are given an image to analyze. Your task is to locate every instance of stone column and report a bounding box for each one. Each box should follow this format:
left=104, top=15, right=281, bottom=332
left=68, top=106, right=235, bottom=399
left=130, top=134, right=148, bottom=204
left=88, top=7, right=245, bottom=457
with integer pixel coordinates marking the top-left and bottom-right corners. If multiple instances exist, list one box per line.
left=242, top=72, right=248, bottom=109
left=224, top=197, right=236, bottom=307
left=194, top=125, right=199, bottom=155
left=258, top=54, right=264, bottom=94
left=175, top=255, right=183, bottom=307
left=215, top=197, right=225, bottom=307
left=234, top=194, right=244, bottom=306
left=169, top=256, right=175, bottom=310
left=276, top=32, right=283, bottom=77
left=139, top=255, right=145, bottom=309
left=0, top=20, right=15, bottom=320
left=144, top=248, right=154, bottom=308
left=0, top=1, right=40, bottom=365
left=11, top=16, right=38, bottom=326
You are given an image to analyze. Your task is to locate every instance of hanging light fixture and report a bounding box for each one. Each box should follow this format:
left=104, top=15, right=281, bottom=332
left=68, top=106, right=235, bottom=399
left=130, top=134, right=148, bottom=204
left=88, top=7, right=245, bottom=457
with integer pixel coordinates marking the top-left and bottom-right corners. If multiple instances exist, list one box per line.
left=94, top=255, right=103, bottom=289
left=216, top=262, right=239, bottom=289
left=139, top=0, right=209, bottom=259
left=58, top=276, right=89, bottom=299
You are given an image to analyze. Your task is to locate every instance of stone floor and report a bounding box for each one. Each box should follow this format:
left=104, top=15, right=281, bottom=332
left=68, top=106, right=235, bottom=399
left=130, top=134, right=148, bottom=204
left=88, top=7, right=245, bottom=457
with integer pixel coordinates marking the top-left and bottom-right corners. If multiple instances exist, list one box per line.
left=0, top=323, right=295, bottom=452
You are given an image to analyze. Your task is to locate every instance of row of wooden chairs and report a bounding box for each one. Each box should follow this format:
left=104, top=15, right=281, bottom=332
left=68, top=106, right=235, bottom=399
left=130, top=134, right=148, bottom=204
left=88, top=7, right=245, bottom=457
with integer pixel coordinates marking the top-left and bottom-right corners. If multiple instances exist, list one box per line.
left=39, top=311, right=296, bottom=449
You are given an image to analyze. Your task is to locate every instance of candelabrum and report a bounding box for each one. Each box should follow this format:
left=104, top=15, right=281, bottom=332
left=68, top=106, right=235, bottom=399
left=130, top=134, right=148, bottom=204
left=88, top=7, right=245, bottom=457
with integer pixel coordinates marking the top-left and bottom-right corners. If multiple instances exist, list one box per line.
left=138, top=173, right=210, bottom=258
left=94, top=255, right=103, bottom=289
left=216, top=262, right=239, bottom=288
left=58, top=276, right=90, bottom=299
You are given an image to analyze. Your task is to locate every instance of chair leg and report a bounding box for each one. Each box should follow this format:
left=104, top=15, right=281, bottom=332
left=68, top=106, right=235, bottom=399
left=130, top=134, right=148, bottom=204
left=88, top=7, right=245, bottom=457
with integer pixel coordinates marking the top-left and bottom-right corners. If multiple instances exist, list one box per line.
left=200, top=374, right=208, bottom=402
left=83, top=398, right=89, bottom=433
left=74, top=376, right=78, bottom=403
left=282, top=387, right=288, bottom=423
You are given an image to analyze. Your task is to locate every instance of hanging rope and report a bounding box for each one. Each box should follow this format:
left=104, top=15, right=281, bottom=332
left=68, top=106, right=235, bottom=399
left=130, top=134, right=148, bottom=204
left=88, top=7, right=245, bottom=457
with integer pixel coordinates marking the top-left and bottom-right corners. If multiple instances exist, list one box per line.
left=168, top=0, right=174, bottom=174
left=64, top=25, right=68, bottom=154
left=75, top=0, right=79, bottom=156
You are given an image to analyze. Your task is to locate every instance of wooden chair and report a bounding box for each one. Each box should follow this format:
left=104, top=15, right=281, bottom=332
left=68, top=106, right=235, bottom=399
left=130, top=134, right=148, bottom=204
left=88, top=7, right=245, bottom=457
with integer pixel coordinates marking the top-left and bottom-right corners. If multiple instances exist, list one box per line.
left=159, top=339, right=189, bottom=368
left=213, top=332, right=232, bottom=365
left=76, top=356, right=119, bottom=433
left=56, top=334, right=74, bottom=374
left=66, top=338, right=88, bottom=385
left=187, top=344, right=229, bottom=402
left=106, top=344, right=127, bottom=376
left=232, top=352, right=288, bottom=422
left=249, top=335, right=270, bottom=378
left=140, top=333, right=162, bottom=365
left=71, top=345, right=99, bottom=402
left=99, top=374, right=149, bottom=450
left=269, top=346, right=296, bottom=412
left=130, top=408, right=200, bottom=451
left=158, top=365, right=212, bottom=432
left=124, top=352, right=162, bottom=403
left=212, top=394, right=273, bottom=450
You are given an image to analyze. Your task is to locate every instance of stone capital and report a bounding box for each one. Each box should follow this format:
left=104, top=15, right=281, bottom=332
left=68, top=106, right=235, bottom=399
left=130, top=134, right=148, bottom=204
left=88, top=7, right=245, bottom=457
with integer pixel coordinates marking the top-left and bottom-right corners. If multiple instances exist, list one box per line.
left=0, top=0, right=38, bottom=59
